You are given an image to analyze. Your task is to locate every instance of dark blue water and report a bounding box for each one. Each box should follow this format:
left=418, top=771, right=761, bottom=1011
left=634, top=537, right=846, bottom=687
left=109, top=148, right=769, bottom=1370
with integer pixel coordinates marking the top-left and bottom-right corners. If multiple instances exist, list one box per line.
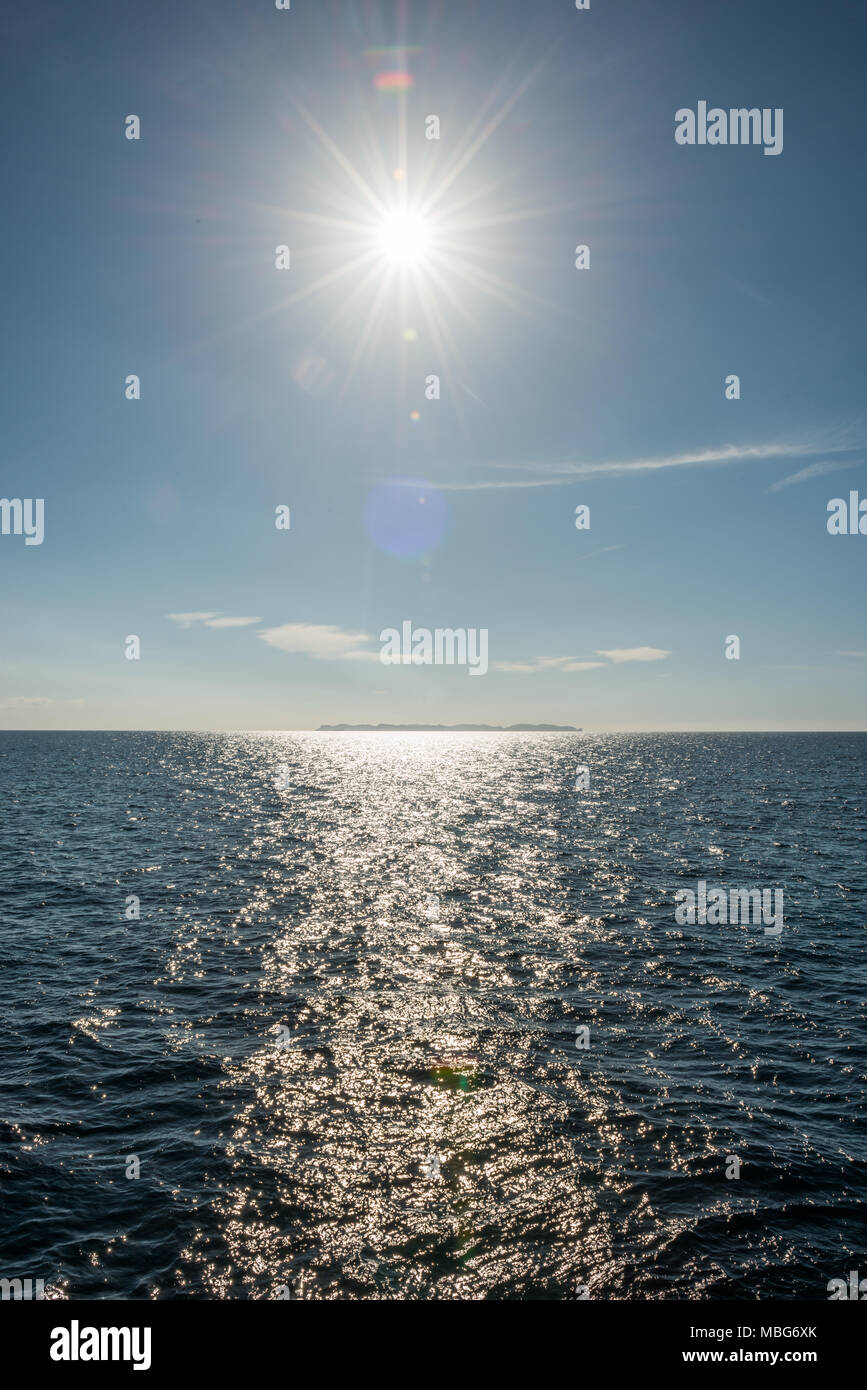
left=0, top=731, right=864, bottom=1299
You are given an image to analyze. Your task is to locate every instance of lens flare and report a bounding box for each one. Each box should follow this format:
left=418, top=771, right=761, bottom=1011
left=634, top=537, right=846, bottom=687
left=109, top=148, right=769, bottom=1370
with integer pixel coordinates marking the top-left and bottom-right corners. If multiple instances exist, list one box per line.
left=373, top=71, right=414, bottom=92
left=364, top=478, right=447, bottom=556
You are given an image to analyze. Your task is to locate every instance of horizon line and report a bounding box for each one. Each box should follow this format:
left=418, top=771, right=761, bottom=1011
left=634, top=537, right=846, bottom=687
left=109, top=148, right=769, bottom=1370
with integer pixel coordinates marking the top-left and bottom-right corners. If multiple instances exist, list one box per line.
left=2, top=728, right=866, bottom=735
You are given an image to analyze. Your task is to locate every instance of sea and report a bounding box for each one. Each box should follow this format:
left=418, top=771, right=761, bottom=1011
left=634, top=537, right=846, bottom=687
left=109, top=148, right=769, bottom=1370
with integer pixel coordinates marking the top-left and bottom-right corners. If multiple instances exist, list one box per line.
left=0, top=731, right=864, bottom=1300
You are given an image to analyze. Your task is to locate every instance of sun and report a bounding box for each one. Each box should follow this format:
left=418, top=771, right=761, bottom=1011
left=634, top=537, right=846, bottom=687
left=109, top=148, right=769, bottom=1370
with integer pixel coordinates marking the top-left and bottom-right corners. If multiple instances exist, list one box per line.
left=242, top=55, right=565, bottom=400
left=376, top=208, right=431, bottom=265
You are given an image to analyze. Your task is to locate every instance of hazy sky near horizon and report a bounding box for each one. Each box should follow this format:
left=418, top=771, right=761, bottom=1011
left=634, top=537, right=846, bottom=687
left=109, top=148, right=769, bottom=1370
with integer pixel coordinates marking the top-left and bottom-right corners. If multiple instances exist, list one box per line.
left=1, top=0, right=865, bottom=731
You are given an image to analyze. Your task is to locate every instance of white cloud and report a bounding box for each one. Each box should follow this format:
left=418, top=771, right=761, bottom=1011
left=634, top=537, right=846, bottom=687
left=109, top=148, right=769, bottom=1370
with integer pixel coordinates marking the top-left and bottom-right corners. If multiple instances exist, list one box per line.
left=497, top=647, right=671, bottom=672
left=167, top=612, right=261, bottom=629
left=495, top=655, right=605, bottom=674
left=0, top=695, right=53, bottom=707
left=597, top=647, right=671, bottom=664
left=204, top=616, right=261, bottom=628
left=258, top=622, right=376, bottom=662
left=167, top=612, right=221, bottom=627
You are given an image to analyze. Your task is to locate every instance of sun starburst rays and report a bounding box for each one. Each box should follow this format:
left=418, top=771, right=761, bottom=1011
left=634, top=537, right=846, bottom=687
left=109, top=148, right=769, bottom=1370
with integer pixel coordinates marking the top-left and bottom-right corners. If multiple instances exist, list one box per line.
left=176, top=53, right=579, bottom=400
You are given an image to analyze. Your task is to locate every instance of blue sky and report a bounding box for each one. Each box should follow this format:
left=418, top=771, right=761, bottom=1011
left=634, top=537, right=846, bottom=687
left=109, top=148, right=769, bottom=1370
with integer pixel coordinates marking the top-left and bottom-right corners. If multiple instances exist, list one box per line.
left=1, top=0, right=865, bottom=730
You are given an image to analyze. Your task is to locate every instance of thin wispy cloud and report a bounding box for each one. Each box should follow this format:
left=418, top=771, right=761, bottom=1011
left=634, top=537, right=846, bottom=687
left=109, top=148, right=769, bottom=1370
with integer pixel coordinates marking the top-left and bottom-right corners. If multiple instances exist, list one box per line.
left=722, top=275, right=775, bottom=307
left=0, top=696, right=86, bottom=708
left=496, top=647, right=669, bottom=673
left=765, top=460, right=855, bottom=494
left=576, top=544, right=625, bottom=563
left=409, top=476, right=565, bottom=492
left=204, top=616, right=262, bottom=628
left=495, top=655, right=605, bottom=674
left=597, top=647, right=671, bottom=664
left=428, top=433, right=861, bottom=491
left=257, top=622, right=377, bottom=662
left=168, top=613, right=261, bottom=628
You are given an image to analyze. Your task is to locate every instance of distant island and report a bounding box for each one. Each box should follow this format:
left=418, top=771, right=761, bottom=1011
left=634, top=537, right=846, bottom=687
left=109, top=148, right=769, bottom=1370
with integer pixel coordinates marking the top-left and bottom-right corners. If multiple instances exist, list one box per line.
left=317, top=723, right=581, bottom=732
